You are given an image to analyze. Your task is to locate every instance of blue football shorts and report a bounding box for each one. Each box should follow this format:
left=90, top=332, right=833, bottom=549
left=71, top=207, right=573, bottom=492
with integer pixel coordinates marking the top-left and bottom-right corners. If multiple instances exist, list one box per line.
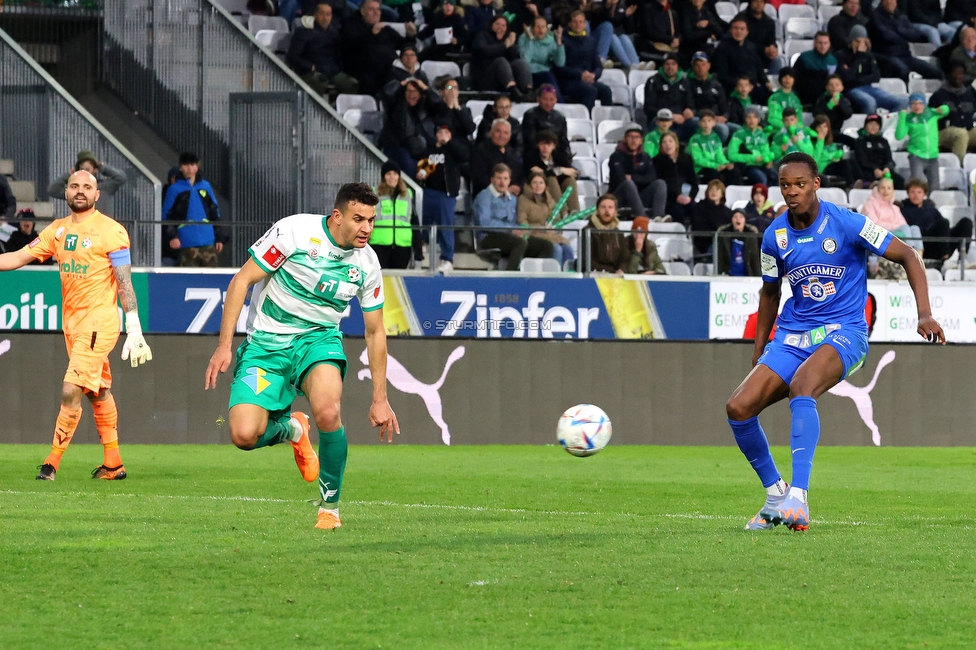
left=757, top=324, right=869, bottom=385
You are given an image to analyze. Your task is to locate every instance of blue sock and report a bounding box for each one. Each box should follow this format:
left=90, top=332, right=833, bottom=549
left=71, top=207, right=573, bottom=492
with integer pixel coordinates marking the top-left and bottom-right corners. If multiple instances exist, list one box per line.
left=789, top=397, right=820, bottom=491
left=729, top=417, right=781, bottom=488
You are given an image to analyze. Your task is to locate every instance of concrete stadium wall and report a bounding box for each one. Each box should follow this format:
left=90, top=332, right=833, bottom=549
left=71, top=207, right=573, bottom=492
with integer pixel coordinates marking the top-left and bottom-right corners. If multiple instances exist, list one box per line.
left=0, top=333, right=972, bottom=447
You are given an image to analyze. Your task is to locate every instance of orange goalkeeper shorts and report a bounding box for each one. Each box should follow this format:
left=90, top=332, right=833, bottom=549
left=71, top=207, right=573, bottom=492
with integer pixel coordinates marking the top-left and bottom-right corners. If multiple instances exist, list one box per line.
left=63, top=330, right=119, bottom=394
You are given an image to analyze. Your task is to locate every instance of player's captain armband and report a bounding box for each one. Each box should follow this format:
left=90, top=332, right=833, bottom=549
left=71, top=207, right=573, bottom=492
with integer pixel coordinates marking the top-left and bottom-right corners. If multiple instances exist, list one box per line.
left=859, top=220, right=889, bottom=249
left=261, top=245, right=286, bottom=270
left=761, top=252, right=779, bottom=277
left=108, top=248, right=132, bottom=267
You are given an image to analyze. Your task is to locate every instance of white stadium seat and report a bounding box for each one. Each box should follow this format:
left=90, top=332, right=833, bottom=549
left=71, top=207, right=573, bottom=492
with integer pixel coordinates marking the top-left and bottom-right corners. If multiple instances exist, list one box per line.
left=336, top=94, right=378, bottom=115
left=519, top=258, right=562, bottom=273
left=628, top=69, right=656, bottom=89
left=420, top=60, right=461, bottom=81
left=555, top=103, right=590, bottom=120
left=663, top=261, right=692, bottom=275
left=600, top=69, right=628, bottom=86
left=930, top=190, right=968, bottom=207
left=566, top=118, right=596, bottom=143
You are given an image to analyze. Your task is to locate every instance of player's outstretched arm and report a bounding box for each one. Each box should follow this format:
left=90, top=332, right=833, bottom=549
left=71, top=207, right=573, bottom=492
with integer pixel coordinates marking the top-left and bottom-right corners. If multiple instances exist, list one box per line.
left=115, top=264, right=153, bottom=367
left=882, top=237, right=946, bottom=344
left=752, top=280, right=782, bottom=366
left=205, top=258, right=269, bottom=390
left=363, top=309, right=400, bottom=443
left=0, top=247, right=36, bottom=271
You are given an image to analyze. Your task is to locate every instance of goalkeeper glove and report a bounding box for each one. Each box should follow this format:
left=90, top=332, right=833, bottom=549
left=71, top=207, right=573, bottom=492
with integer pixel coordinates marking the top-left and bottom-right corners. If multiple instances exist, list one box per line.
left=121, top=311, right=153, bottom=368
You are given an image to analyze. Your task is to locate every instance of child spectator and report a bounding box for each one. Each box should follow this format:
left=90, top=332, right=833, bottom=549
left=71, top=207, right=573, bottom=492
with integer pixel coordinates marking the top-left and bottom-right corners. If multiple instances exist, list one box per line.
left=688, top=109, right=742, bottom=185
left=744, top=183, right=776, bottom=232
left=854, top=113, right=903, bottom=188
left=767, top=67, right=803, bottom=132
left=716, top=209, right=761, bottom=276
left=643, top=109, right=675, bottom=159
left=810, top=115, right=857, bottom=189
left=727, top=105, right=776, bottom=185
left=771, top=108, right=815, bottom=163
left=626, top=216, right=667, bottom=274
left=894, top=93, right=949, bottom=190
left=692, top=179, right=733, bottom=255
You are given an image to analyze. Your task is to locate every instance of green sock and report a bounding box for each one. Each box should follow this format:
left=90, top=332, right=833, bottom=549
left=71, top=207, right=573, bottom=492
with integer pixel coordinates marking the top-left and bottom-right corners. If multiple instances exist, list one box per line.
left=318, top=426, right=347, bottom=505
left=253, top=413, right=293, bottom=449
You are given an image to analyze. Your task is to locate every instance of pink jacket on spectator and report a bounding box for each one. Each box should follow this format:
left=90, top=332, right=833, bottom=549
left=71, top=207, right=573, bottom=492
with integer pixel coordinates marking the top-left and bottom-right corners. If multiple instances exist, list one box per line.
left=862, top=188, right=907, bottom=231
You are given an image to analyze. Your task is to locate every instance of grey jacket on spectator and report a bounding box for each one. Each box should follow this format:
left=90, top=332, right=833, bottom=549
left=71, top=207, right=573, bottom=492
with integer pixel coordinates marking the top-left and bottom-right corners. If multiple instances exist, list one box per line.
left=47, top=163, right=127, bottom=199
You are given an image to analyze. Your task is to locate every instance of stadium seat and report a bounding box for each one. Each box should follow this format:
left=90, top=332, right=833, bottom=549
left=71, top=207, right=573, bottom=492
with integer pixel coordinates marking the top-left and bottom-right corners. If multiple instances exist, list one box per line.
left=570, top=141, right=595, bottom=158
left=817, top=187, right=848, bottom=206
left=938, top=205, right=971, bottom=227
left=577, top=179, right=599, bottom=198
left=343, top=109, right=384, bottom=138
left=784, top=17, right=819, bottom=40
left=597, top=120, right=627, bottom=144
left=892, top=151, right=910, bottom=170
left=601, top=69, right=627, bottom=86
left=659, top=238, right=693, bottom=262
left=818, top=5, right=842, bottom=23
left=778, top=4, right=815, bottom=23
left=724, top=185, right=754, bottom=206
left=628, top=69, right=655, bottom=89
left=925, top=268, right=943, bottom=283
left=663, top=261, right=692, bottom=275
left=909, top=42, right=938, bottom=57
left=336, top=94, right=378, bottom=115
left=595, top=142, right=617, bottom=163
left=930, top=190, right=968, bottom=207
left=647, top=221, right=687, bottom=235
left=784, top=39, right=813, bottom=63
left=846, top=188, right=872, bottom=207
left=907, top=78, right=942, bottom=95
left=840, top=113, right=869, bottom=136
left=510, top=102, right=536, bottom=120
left=215, top=0, right=248, bottom=14
left=386, top=22, right=407, bottom=37
left=874, top=78, right=907, bottom=95
left=940, top=168, right=967, bottom=191
left=715, top=1, right=738, bottom=21
left=802, top=111, right=814, bottom=127
left=944, top=268, right=976, bottom=281
left=519, top=257, right=562, bottom=273
left=466, top=100, right=491, bottom=119
left=420, top=60, right=461, bottom=81
left=607, top=84, right=634, bottom=108
left=697, top=184, right=709, bottom=201
left=601, top=158, right=611, bottom=186
left=693, top=262, right=714, bottom=276
left=730, top=199, right=748, bottom=210
left=634, top=84, right=645, bottom=108
left=472, top=114, right=483, bottom=131
left=572, top=156, right=601, bottom=181
left=566, top=118, right=596, bottom=142
left=247, top=15, right=288, bottom=35
left=555, top=103, right=590, bottom=120
left=938, top=153, right=962, bottom=169
left=767, top=185, right=784, bottom=206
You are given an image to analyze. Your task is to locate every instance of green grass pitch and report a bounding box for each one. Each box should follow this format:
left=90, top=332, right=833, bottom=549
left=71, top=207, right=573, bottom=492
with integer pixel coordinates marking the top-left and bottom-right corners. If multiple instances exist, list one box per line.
left=1, top=444, right=975, bottom=649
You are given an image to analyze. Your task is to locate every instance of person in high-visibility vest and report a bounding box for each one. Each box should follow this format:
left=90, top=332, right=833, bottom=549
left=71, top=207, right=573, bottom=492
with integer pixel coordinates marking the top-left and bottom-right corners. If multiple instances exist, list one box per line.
left=371, top=160, right=421, bottom=268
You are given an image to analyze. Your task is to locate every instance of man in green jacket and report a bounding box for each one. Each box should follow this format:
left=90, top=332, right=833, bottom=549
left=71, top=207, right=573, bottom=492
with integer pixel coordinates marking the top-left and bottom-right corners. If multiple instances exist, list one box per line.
left=766, top=67, right=803, bottom=133
left=727, top=105, right=776, bottom=185
left=895, top=93, right=950, bottom=190
left=770, top=108, right=815, bottom=165
left=688, top=110, right=742, bottom=185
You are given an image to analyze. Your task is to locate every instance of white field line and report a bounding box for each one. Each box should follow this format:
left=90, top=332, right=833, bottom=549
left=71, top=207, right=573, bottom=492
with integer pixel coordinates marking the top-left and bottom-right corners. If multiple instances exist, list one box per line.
left=0, top=489, right=887, bottom=526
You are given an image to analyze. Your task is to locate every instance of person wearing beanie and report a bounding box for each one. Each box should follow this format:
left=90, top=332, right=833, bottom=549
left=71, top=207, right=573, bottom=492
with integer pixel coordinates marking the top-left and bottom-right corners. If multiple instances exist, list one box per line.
left=853, top=113, right=904, bottom=188
left=836, top=26, right=908, bottom=114
left=929, top=61, right=976, bottom=164
left=766, top=67, right=803, bottom=133
left=895, top=93, right=950, bottom=189
left=727, top=105, right=777, bottom=186
left=371, top=160, right=422, bottom=269
left=626, top=216, right=667, bottom=275
left=794, top=31, right=838, bottom=106
left=743, top=182, right=776, bottom=232
left=47, top=149, right=128, bottom=212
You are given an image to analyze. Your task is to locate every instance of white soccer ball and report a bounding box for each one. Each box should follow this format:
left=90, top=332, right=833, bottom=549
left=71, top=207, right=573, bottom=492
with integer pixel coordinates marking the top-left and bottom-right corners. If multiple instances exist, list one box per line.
left=557, top=404, right=612, bottom=457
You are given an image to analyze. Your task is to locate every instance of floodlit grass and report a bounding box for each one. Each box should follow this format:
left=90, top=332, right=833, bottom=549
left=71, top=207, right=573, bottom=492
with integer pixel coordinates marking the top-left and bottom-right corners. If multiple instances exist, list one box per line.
left=1, top=444, right=975, bottom=649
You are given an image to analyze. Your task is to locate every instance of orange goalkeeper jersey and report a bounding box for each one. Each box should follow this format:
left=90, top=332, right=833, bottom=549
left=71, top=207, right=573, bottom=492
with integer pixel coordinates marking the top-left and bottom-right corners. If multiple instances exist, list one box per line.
left=27, top=210, right=130, bottom=334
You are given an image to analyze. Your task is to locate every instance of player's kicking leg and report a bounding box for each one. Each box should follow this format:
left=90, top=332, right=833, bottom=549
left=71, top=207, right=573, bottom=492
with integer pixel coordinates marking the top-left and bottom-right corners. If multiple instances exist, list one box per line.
left=303, top=363, right=346, bottom=530
left=726, top=362, right=792, bottom=530
left=228, top=403, right=319, bottom=481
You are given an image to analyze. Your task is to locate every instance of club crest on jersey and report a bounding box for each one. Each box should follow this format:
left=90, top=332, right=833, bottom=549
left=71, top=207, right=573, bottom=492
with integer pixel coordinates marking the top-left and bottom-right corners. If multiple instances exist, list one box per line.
left=308, top=237, right=321, bottom=259
left=822, top=237, right=837, bottom=254
left=81, top=238, right=92, bottom=249
left=775, top=228, right=788, bottom=250
left=347, top=266, right=361, bottom=283
left=801, top=277, right=837, bottom=302
left=55, top=227, right=65, bottom=240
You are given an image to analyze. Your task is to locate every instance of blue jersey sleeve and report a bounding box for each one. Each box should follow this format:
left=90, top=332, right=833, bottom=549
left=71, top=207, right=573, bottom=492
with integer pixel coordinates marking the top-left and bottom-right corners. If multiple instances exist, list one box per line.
left=847, top=211, right=893, bottom=256
left=760, top=226, right=783, bottom=282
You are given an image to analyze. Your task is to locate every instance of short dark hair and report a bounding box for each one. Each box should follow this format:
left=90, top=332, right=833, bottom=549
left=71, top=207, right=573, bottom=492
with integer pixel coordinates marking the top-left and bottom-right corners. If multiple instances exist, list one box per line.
left=596, top=193, right=618, bottom=208
left=815, top=30, right=830, bottom=40
left=698, top=109, right=716, bottom=119
left=536, top=130, right=559, bottom=145
left=179, top=152, right=199, bottom=165
left=492, top=163, right=512, bottom=177
left=827, top=73, right=843, bottom=84
left=335, top=182, right=379, bottom=212
left=782, top=107, right=797, bottom=118
left=948, top=61, right=966, bottom=74
left=778, top=152, right=819, bottom=178
left=730, top=17, right=748, bottom=27
left=906, top=178, right=930, bottom=194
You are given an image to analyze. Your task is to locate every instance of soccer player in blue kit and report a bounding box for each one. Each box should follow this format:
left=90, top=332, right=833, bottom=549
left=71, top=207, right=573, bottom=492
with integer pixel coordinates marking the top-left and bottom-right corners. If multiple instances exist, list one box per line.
left=726, top=153, right=946, bottom=531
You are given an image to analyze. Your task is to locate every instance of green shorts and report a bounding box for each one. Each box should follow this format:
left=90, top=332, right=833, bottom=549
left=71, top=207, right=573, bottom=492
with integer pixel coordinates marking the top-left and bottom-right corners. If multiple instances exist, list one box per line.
left=228, top=328, right=347, bottom=415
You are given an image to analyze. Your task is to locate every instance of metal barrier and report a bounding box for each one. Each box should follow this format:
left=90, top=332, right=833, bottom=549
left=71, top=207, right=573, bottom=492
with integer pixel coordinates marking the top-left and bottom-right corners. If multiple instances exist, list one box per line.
left=101, top=0, right=420, bottom=227
left=0, top=27, right=162, bottom=265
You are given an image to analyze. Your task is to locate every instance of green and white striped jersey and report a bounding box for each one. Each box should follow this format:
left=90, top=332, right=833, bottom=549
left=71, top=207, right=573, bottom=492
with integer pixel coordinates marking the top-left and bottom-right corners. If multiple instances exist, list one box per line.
left=246, top=214, right=384, bottom=342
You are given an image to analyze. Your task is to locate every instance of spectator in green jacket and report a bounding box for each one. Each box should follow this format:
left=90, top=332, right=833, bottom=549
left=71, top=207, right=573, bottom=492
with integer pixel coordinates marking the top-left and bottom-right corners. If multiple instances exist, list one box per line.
left=766, top=67, right=804, bottom=133
left=727, top=105, right=776, bottom=185
left=895, top=93, right=950, bottom=190
left=643, top=108, right=675, bottom=159
left=771, top=108, right=816, bottom=164
left=519, top=16, right=567, bottom=102
left=810, top=114, right=857, bottom=189
left=727, top=76, right=755, bottom=128
left=688, top=110, right=742, bottom=185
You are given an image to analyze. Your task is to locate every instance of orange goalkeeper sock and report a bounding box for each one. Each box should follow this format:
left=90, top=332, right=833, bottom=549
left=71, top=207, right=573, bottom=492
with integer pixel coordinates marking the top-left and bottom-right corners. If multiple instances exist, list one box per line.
left=45, top=405, right=82, bottom=470
left=92, top=395, right=123, bottom=468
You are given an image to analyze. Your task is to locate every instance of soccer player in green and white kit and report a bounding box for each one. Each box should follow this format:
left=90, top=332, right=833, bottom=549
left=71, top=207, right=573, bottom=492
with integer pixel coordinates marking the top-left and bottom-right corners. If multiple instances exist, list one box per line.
left=205, top=182, right=399, bottom=529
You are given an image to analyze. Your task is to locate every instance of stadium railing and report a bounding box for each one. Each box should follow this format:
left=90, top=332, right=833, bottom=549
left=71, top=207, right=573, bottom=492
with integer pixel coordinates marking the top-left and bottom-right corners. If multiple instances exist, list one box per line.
left=101, top=0, right=421, bottom=254
left=0, top=26, right=162, bottom=265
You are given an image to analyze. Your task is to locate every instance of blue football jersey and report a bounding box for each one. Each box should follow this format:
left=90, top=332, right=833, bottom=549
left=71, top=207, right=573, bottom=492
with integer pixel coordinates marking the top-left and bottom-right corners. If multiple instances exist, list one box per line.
left=760, top=201, right=893, bottom=332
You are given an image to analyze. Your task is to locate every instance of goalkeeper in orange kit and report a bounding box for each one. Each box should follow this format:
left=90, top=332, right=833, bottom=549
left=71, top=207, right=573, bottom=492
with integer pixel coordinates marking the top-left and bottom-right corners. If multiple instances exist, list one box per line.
left=0, top=170, right=152, bottom=480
